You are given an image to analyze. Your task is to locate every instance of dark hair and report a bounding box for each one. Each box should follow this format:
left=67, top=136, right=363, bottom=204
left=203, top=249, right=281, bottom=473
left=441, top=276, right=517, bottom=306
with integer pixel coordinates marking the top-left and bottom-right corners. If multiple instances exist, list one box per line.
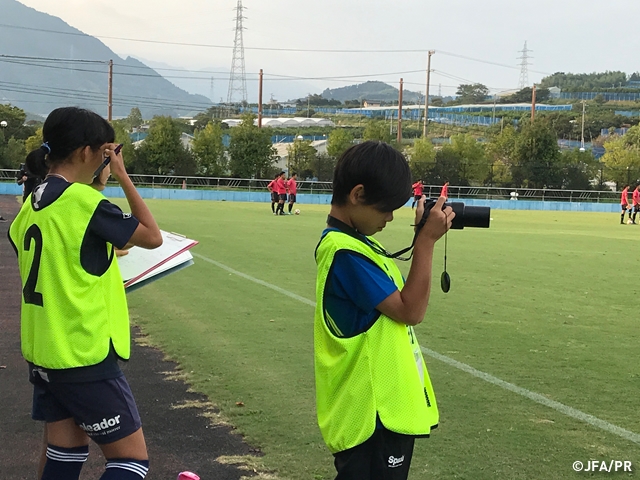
left=331, top=141, right=411, bottom=212
left=26, top=107, right=115, bottom=179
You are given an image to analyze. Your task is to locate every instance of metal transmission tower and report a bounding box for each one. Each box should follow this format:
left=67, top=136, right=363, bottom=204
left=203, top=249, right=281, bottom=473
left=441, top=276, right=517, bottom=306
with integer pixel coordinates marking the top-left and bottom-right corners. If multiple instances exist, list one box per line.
left=517, top=41, right=533, bottom=89
left=227, top=0, right=247, bottom=104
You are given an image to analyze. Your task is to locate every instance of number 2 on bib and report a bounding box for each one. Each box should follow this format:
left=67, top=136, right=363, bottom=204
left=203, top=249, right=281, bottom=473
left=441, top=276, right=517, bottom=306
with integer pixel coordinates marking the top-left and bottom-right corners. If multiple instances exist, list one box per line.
left=23, top=224, right=44, bottom=306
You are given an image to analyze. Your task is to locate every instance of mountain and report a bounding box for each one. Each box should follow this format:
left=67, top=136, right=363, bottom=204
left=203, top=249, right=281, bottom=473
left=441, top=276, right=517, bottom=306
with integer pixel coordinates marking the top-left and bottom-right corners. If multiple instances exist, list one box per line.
left=0, top=0, right=212, bottom=117
left=321, top=80, right=423, bottom=104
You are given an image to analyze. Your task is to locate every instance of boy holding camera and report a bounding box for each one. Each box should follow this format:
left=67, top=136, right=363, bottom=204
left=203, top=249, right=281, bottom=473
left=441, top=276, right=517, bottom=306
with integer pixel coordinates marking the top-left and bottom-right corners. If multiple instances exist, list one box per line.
left=314, top=141, right=454, bottom=479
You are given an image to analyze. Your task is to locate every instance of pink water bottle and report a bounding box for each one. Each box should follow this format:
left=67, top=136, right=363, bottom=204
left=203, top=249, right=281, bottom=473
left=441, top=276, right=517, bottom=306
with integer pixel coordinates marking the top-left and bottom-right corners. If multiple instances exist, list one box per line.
left=177, top=472, right=200, bottom=480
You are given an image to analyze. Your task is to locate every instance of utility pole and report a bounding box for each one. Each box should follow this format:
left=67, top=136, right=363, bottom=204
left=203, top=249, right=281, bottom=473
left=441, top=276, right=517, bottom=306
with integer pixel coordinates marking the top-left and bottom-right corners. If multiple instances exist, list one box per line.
left=397, top=78, right=403, bottom=144
left=107, top=59, right=113, bottom=121
left=423, top=50, right=435, bottom=137
left=258, top=69, right=263, bottom=127
left=531, top=84, right=536, bottom=122
left=580, top=100, right=586, bottom=151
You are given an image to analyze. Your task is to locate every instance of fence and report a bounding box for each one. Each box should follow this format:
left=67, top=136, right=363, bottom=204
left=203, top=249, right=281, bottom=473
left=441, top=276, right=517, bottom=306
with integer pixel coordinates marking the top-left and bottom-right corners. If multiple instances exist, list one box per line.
left=615, top=111, right=640, bottom=117
left=0, top=170, right=621, bottom=203
left=560, top=92, right=640, bottom=101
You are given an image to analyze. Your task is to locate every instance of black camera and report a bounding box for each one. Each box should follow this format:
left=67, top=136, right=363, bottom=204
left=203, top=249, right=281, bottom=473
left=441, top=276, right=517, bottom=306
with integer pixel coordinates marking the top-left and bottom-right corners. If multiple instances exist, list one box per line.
left=419, top=199, right=491, bottom=230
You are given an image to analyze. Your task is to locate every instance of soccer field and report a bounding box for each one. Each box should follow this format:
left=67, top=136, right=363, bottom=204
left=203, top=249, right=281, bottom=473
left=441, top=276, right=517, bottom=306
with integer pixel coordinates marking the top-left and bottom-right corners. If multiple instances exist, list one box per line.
left=119, top=199, right=640, bottom=479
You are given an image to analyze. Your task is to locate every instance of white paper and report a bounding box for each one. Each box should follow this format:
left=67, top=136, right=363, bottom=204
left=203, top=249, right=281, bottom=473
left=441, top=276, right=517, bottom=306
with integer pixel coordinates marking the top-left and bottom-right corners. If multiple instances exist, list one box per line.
left=117, top=230, right=198, bottom=286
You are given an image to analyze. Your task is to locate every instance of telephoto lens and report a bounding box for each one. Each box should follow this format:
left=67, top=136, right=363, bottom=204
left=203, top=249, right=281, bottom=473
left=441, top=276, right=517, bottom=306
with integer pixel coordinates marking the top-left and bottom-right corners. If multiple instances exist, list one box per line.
left=421, top=199, right=491, bottom=230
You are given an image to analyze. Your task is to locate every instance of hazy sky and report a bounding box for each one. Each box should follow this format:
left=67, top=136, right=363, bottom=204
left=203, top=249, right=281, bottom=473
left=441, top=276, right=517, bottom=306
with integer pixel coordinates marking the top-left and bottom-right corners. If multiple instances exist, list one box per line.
left=14, top=0, right=640, bottom=102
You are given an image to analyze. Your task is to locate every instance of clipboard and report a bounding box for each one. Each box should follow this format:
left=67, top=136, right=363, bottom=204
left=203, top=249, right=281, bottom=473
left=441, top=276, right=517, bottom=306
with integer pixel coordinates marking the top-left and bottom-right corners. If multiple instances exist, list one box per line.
left=117, top=230, right=199, bottom=290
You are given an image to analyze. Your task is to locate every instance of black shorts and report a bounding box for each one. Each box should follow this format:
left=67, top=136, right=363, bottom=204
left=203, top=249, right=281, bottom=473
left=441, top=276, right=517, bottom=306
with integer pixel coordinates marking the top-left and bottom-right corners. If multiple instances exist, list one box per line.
left=622, top=204, right=630, bottom=212
left=635, top=205, right=640, bottom=213
left=31, top=373, right=142, bottom=444
left=271, top=192, right=279, bottom=202
left=279, top=194, right=287, bottom=202
left=288, top=194, right=297, bottom=203
left=333, top=427, right=415, bottom=480
left=414, top=195, right=422, bottom=201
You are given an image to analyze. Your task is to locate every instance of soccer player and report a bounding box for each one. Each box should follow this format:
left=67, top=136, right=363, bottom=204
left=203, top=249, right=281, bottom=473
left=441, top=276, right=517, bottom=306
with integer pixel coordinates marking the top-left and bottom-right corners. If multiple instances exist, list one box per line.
left=287, top=172, right=298, bottom=214
left=314, top=141, right=454, bottom=479
left=267, top=173, right=279, bottom=215
left=621, top=184, right=631, bottom=224
left=274, top=171, right=287, bottom=216
left=9, top=107, right=162, bottom=480
left=411, top=179, right=423, bottom=209
left=632, top=185, right=640, bottom=224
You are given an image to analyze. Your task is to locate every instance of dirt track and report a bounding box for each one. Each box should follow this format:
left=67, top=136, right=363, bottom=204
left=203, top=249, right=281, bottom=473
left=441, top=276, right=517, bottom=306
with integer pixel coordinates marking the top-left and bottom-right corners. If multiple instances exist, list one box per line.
left=0, top=194, right=260, bottom=480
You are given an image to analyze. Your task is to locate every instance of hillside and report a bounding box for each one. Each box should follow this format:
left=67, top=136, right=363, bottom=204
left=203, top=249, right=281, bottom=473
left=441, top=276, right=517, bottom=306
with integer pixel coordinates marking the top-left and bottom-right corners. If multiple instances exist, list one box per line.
left=321, top=80, right=423, bottom=103
left=0, top=0, right=212, bottom=117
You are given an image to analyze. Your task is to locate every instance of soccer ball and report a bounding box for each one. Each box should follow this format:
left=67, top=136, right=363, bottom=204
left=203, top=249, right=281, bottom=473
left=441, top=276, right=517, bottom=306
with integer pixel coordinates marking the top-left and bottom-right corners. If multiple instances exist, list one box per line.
left=294, top=209, right=300, bottom=215
left=628, top=219, right=633, bottom=225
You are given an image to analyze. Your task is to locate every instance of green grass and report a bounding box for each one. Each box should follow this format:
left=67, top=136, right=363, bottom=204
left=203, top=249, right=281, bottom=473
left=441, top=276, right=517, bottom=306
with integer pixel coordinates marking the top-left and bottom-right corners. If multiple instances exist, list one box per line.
left=117, top=200, right=640, bottom=479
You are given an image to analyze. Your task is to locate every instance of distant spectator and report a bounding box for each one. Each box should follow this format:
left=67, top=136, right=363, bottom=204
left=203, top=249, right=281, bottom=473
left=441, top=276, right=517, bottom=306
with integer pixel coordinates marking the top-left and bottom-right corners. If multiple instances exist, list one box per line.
left=17, top=156, right=43, bottom=203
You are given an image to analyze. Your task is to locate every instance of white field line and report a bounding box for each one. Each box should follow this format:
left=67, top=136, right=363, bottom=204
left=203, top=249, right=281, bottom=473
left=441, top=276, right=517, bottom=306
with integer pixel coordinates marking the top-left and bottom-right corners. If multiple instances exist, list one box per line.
left=193, top=252, right=640, bottom=446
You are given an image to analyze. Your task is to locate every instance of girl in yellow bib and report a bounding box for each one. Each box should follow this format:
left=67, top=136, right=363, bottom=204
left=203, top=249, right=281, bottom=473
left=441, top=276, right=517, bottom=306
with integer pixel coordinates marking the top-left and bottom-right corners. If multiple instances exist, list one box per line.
left=9, top=107, right=162, bottom=480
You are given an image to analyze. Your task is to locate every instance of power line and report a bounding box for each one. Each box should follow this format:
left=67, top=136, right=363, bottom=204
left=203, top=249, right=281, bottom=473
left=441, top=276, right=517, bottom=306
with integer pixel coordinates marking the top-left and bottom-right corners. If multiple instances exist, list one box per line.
left=0, top=22, right=551, bottom=77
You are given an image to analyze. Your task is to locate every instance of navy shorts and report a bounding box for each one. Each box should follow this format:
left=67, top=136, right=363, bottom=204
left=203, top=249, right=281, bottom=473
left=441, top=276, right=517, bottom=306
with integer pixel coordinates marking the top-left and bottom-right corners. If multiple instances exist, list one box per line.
left=271, top=192, right=279, bottom=202
left=31, top=373, right=142, bottom=444
left=279, top=194, right=287, bottom=202
left=288, top=194, right=297, bottom=203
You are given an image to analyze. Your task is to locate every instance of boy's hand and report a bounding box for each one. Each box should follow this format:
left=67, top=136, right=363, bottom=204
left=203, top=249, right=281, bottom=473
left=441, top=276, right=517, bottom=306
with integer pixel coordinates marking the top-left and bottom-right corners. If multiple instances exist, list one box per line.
left=416, top=196, right=454, bottom=243
left=104, top=143, right=127, bottom=182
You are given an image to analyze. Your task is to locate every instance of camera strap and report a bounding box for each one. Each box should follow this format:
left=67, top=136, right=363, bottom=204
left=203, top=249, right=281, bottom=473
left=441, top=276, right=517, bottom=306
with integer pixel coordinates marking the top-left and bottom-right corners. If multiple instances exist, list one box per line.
left=326, top=215, right=417, bottom=261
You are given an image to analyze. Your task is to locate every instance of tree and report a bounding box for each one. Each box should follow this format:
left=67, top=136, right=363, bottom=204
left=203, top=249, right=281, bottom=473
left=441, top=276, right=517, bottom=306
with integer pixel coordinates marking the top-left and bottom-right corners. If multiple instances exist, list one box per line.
left=327, top=128, right=353, bottom=159
left=0, top=135, right=25, bottom=168
left=0, top=104, right=34, bottom=142
left=513, top=120, right=563, bottom=188
left=135, top=116, right=190, bottom=175
left=449, top=134, right=489, bottom=185
left=192, top=121, right=227, bottom=176
left=310, top=153, right=337, bottom=181
left=228, top=113, right=277, bottom=178
left=363, top=120, right=391, bottom=143
left=407, top=137, right=436, bottom=181
left=499, top=87, right=550, bottom=104
left=24, top=128, right=43, bottom=153
left=560, top=149, right=599, bottom=190
left=126, top=107, right=144, bottom=130
left=600, top=126, right=640, bottom=187
left=455, top=83, right=490, bottom=104
left=112, top=122, right=135, bottom=169
left=424, top=146, right=466, bottom=185
left=287, top=138, right=317, bottom=178
left=485, top=125, right=517, bottom=186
